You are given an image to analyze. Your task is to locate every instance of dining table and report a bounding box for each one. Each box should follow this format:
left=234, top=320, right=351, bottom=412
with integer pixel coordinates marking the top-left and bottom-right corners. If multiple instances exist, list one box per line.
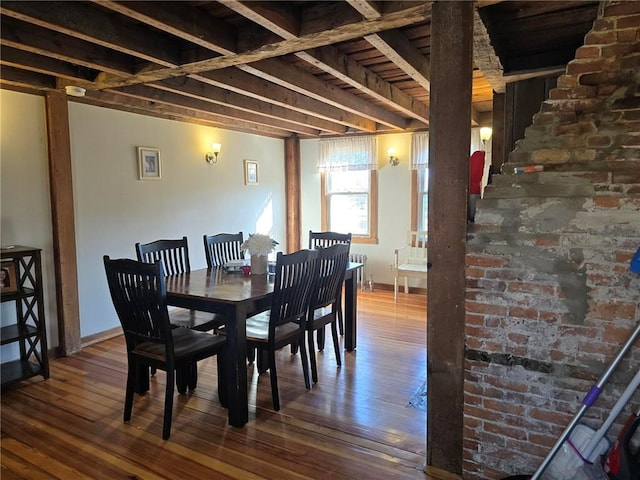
left=164, top=262, right=363, bottom=428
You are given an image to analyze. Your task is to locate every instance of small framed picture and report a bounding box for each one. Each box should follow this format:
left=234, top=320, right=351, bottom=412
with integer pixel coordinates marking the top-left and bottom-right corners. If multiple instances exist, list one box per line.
left=1, top=260, right=19, bottom=294
left=244, top=160, right=258, bottom=185
left=138, top=147, right=161, bottom=180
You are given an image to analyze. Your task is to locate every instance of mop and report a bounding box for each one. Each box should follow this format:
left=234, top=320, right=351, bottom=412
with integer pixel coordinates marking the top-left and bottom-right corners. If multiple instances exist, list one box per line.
left=531, top=247, right=640, bottom=480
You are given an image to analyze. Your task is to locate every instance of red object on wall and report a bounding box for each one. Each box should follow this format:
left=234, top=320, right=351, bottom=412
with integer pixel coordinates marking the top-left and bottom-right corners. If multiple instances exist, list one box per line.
left=469, top=150, right=485, bottom=194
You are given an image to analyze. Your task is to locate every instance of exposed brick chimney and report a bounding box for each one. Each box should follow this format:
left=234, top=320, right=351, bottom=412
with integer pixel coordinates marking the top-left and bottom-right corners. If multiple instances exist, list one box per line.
left=465, top=2, right=640, bottom=478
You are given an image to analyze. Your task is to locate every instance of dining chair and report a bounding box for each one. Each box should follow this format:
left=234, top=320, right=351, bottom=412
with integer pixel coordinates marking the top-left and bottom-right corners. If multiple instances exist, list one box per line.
left=393, top=230, right=428, bottom=302
left=304, top=243, right=350, bottom=384
left=203, top=232, right=244, bottom=268
left=135, top=237, right=225, bottom=333
left=227, top=249, right=318, bottom=411
left=308, top=230, right=352, bottom=340
left=103, top=256, right=227, bottom=440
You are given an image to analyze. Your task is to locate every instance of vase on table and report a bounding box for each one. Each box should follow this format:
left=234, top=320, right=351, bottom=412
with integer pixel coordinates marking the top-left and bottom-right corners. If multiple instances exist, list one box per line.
left=250, top=254, right=268, bottom=275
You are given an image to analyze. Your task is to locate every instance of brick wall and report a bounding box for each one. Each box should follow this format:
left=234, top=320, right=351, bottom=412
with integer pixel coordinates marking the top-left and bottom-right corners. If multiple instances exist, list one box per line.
left=464, top=2, right=640, bottom=478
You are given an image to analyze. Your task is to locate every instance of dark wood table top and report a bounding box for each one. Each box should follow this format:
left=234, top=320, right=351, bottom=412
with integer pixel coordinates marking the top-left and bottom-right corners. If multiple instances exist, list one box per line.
left=165, top=268, right=274, bottom=305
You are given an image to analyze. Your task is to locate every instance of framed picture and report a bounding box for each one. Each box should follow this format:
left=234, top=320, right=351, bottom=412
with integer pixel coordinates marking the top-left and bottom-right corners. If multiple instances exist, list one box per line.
left=1, top=260, right=18, bottom=294
left=244, top=160, right=259, bottom=185
left=138, top=147, right=161, bottom=180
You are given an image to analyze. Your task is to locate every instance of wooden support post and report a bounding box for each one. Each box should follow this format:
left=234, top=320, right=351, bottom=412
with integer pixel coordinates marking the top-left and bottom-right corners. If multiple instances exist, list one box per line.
left=284, top=135, right=301, bottom=253
left=45, top=91, right=81, bottom=356
left=426, top=1, right=474, bottom=475
left=492, top=92, right=506, bottom=172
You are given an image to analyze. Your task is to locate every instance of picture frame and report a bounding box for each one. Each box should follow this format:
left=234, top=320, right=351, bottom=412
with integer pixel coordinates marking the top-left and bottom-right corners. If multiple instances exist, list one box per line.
left=138, top=147, right=161, bottom=180
left=1, top=260, right=19, bottom=294
left=244, top=160, right=259, bottom=185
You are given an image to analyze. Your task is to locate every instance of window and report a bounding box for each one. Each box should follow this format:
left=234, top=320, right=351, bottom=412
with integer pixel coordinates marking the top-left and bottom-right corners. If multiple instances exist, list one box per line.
left=414, top=169, right=429, bottom=232
left=318, top=137, right=378, bottom=244
left=410, top=132, right=429, bottom=232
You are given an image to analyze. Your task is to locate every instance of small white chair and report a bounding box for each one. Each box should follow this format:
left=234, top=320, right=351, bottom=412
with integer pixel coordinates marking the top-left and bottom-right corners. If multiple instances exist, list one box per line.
left=393, top=231, right=428, bottom=302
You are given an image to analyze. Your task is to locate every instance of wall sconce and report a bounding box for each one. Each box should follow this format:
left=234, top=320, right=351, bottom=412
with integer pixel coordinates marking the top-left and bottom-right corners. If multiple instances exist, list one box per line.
left=64, top=85, right=86, bottom=97
left=387, top=148, right=399, bottom=166
left=480, top=127, right=492, bottom=149
left=205, top=143, right=222, bottom=163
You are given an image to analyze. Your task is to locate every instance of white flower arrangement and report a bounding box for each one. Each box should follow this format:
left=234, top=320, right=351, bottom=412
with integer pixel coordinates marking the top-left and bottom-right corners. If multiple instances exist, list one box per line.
left=241, top=233, right=278, bottom=257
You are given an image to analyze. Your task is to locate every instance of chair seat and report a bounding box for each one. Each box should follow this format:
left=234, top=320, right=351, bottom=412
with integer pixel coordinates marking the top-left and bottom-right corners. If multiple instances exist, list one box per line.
left=133, top=328, right=226, bottom=363
left=397, top=263, right=429, bottom=274
left=220, top=312, right=300, bottom=343
left=169, top=308, right=225, bottom=332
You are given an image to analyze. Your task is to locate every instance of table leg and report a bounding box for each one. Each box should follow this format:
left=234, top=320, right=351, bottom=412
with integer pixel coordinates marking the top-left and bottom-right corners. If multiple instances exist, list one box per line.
left=221, top=306, right=249, bottom=427
left=344, top=268, right=358, bottom=351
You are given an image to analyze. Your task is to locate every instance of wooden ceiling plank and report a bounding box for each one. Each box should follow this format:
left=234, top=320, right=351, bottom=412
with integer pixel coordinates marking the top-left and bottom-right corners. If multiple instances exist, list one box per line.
left=241, top=58, right=409, bottom=130
left=116, top=83, right=319, bottom=137
left=95, top=1, right=237, bottom=56
left=0, top=46, right=96, bottom=82
left=195, top=68, right=377, bottom=132
left=0, top=65, right=56, bottom=89
left=91, top=3, right=432, bottom=88
left=0, top=1, right=180, bottom=68
left=0, top=16, right=135, bottom=77
left=221, top=0, right=300, bottom=40
left=346, top=0, right=382, bottom=20
left=364, top=30, right=431, bottom=91
left=472, top=9, right=504, bottom=94
left=297, top=46, right=430, bottom=124
left=92, top=89, right=292, bottom=138
left=152, top=77, right=345, bottom=134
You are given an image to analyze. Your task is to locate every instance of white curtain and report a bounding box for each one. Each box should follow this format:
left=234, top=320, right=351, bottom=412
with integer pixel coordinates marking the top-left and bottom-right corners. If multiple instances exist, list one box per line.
left=317, top=136, right=377, bottom=172
left=411, top=132, right=429, bottom=169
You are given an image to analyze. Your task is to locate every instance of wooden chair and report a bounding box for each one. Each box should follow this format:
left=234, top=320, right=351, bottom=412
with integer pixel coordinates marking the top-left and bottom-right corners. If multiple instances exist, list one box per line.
left=135, top=237, right=225, bottom=332
left=308, top=230, right=351, bottom=336
left=303, top=243, right=350, bottom=383
left=103, top=256, right=226, bottom=440
left=229, top=249, right=318, bottom=411
left=393, top=230, right=429, bottom=302
left=203, top=232, right=244, bottom=268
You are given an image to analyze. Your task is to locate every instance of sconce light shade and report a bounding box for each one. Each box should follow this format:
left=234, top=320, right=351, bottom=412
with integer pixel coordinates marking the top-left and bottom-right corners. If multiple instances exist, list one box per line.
left=205, top=143, right=222, bottom=163
left=65, top=85, right=86, bottom=97
left=387, top=148, right=399, bottom=166
left=480, top=127, right=493, bottom=142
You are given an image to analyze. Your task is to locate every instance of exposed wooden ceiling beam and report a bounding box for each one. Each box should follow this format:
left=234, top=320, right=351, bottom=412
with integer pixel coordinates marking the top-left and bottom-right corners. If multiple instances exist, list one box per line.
left=152, top=77, right=346, bottom=134
left=240, top=58, right=409, bottom=130
left=194, top=68, right=377, bottom=132
left=87, top=89, right=288, bottom=138
left=220, top=0, right=300, bottom=40
left=0, top=16, right=134, bottom=77
left=0, top=1, right=181, bottom=68
left=472, top=8, right=505, bottom=94
left=91, top=3, right=432, bottom=88
left=296, top=46, right=430, bottom=124
left=95, top=1, right=237, bottom=55
left=114, top=84, right=321, bottom=137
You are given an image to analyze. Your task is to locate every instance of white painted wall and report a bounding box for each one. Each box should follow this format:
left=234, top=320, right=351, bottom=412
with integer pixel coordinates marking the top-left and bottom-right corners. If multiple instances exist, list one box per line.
left=1, top=90, right=286, bottom=345
left=1, top=91, right=57, bottom=358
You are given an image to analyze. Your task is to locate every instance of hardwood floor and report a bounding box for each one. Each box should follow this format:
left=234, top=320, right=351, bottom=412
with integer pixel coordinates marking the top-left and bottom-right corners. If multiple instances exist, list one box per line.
left=1, top=290, right=428, bottom=479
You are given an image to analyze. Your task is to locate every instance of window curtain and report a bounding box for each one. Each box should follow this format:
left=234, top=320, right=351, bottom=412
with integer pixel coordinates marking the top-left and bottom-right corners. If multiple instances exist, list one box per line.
left=317, top=136, right=377, bottom=172
left=411, top=132, right=429, bottom=169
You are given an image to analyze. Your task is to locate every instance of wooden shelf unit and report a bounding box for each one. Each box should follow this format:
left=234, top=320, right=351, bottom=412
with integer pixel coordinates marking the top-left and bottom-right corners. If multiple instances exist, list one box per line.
left=1, top=245, right=49, bottom=388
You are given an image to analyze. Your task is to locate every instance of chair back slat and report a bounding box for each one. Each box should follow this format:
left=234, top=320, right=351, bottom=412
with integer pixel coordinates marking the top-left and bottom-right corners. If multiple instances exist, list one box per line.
left=135, top=237, right=190, bottom=276
left=308, top=231, right=352, bottom=250
left=103, top=256, right=173, bottom=351
left=203, top=232, right=244, bottom=268
left=269, top=249, right=318, bottom=333
left=406, top=231, right=428, bottom=264
left=311, top=244, right=350, bottom=310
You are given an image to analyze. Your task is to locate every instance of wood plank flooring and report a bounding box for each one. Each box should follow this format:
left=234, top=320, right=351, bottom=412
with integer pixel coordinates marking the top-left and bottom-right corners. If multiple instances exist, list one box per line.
left=1, top=290, right=428, bottom=479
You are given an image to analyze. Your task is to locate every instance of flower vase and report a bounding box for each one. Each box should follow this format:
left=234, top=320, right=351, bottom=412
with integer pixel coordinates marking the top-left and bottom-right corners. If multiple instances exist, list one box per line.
left=250, top=254, right=268, bottom=275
